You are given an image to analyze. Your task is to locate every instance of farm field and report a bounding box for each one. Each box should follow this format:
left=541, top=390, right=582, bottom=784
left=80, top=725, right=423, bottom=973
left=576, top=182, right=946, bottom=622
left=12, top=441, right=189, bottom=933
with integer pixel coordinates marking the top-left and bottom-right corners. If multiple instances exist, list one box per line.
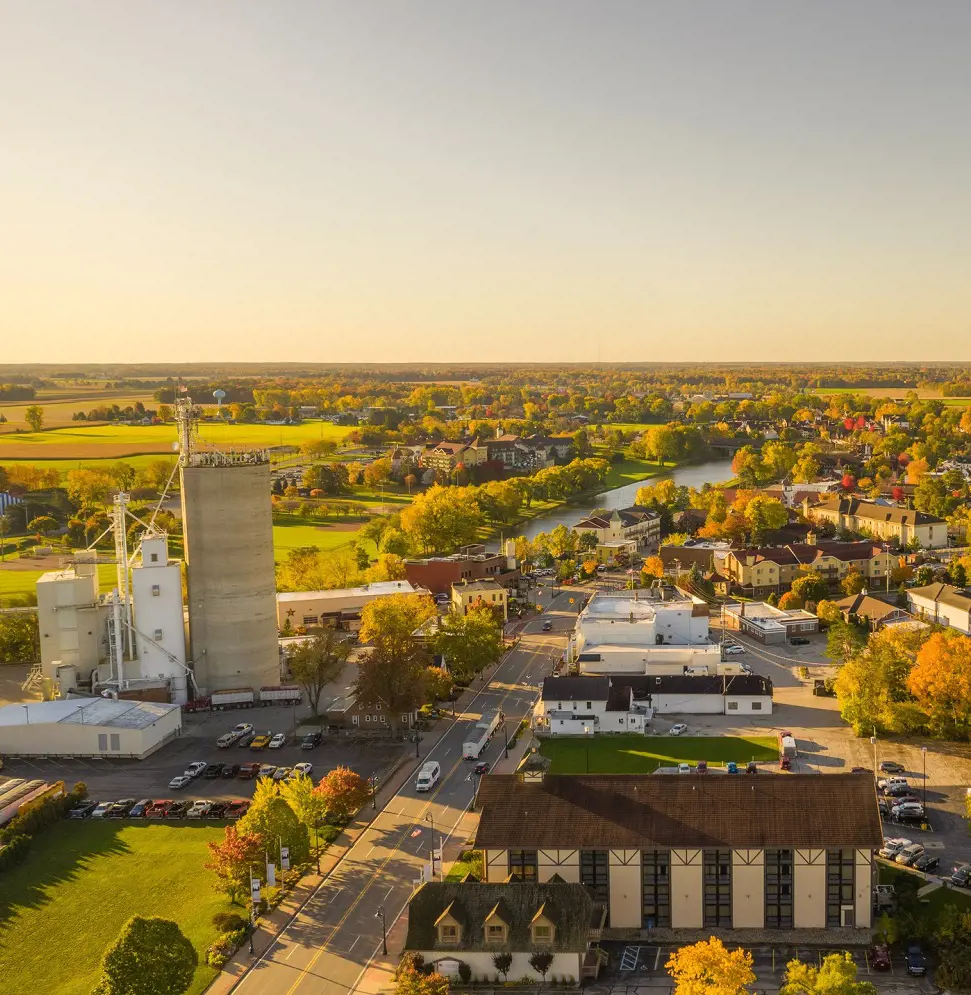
left=0, top=420, right=355, bottom=461
left=540, top=734, right=778, bottom=773
left=811, top=387, right=971, bottom=404
left=0, top=388, right=158, bottom=432
left=0, top=820, right=233, bottom=995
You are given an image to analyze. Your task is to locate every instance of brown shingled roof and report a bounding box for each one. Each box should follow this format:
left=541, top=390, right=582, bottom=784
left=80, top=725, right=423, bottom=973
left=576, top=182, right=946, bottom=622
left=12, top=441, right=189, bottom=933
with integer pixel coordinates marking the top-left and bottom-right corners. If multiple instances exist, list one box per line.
left=474, top=773, right=882, bottom=849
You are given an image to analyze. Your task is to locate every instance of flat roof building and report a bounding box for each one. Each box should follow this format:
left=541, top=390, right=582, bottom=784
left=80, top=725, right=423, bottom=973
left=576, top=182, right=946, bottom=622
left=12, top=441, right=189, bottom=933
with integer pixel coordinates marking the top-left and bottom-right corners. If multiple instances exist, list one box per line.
left=276, top=580, right=426, bottom=630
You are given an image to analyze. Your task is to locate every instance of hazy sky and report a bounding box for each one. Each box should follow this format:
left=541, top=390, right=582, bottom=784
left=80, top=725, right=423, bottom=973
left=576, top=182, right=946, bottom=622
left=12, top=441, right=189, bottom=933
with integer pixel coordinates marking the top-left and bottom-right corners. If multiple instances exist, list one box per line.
left=2, top=2, right=970, bottom=363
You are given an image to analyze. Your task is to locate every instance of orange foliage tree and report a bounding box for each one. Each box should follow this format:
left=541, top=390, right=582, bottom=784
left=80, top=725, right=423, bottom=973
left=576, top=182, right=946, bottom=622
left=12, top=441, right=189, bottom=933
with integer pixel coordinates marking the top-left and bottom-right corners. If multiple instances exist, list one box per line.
left=315, top=766, right=372, bottom=824
left=906, top=630, right=971, bottom=737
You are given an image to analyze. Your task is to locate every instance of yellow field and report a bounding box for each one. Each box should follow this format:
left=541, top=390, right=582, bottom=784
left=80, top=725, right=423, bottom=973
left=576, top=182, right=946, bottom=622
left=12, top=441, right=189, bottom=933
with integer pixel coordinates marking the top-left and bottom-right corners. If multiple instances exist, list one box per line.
left=0, top=387, right=158, bottom=431
left=0, top=420, right=355, bottom=461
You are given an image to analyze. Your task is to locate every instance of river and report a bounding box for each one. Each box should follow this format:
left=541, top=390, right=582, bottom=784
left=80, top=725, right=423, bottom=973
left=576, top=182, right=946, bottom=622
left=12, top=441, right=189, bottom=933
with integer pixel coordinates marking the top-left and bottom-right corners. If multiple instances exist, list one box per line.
left=505, top=457, right=733, bottom=544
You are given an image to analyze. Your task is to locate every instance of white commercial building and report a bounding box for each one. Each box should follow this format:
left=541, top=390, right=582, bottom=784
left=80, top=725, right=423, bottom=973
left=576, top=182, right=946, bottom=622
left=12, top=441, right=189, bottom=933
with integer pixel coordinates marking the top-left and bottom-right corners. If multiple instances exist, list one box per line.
left=569, top=589, right=722, bottom=675
left=276, top=580, right=426, bottom=630
left=0, top=698, right=182, bottom=759
left=907, top=583, right=971, bottom=634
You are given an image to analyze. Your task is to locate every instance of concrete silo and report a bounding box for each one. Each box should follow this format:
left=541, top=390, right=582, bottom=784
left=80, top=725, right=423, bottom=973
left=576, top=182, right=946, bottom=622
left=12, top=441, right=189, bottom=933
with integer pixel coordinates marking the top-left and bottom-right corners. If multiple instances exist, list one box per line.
left=178, top=404, right=279, bottom=694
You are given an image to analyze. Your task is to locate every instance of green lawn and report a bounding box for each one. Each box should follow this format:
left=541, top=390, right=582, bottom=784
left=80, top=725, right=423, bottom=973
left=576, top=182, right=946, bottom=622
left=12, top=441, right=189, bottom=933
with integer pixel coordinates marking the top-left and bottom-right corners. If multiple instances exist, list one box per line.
left=540, top=734, right=778, bottom=773
left=600, top=457, right=674, bottom=490
left=272, top=518, right=369, bottom=561
left=0, top=821, right=234, bottom=995
left=0, top=562, right=117, bottom=602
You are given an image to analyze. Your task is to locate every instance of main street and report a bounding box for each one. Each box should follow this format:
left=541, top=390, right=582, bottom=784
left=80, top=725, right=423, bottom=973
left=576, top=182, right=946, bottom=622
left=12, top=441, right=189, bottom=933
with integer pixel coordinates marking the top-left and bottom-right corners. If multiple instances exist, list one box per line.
left=233, top=596, right=577, bottom=995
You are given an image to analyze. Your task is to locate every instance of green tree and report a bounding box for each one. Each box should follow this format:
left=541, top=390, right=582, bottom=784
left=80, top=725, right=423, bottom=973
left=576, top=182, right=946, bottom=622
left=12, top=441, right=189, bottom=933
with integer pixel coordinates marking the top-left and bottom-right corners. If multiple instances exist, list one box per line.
left=780, top=952, right=877, bottom=995
left=26, top=515, right=58, bottom=536
left=65, top=467, right=115, bottom=508
left=432, top=606, right=504, bottom=683
left=289, top=629, right=352, bottom=717
left=790, top=570, right=828, bottom=607
left=236, top=780, right=311, bottom=864
left=400, top=484, right=484, bottom=554
left=359, top=592, right=437, bottom=657
left=826, top=621, right=868, bottom=664
left=792, top=452, right=820, bottom=483
left=109, top=461, right=138, bottom=490
left=743, top=495, right=788, bottom=544
left=278, top=772, right=329, bottom=835
left=492, top=952, right=513, bottom=982
left=841, top=569, right=867, bottom=596
left=95, top=916, right=197, bottom=995
left=24, top=405, right=44, bottom=432
left=732, top=446, right=764, bottom=488
left=0, top=612, right=40, bottom=663
left=352, top=642, right=428, bottom=735
left=424, top=666, right=454, bottom=705
left=529, top=951, right=554, bottom=982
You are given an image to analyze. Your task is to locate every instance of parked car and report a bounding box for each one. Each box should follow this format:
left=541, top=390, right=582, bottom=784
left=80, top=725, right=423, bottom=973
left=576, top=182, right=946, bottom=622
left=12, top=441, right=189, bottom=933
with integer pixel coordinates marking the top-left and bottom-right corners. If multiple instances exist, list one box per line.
left=268, top=733, right=287, bottom=749
left=905, top=944, right=926, bottom=977
left=216, top=733, right=238, bottom=749
left=879, top=838, right=913, bottom=859
left=208, top=802, right=229, bottom=819
left=90, top=801, right=114, bottom=819
left=272, top=766, right=293, bottom=781
left=69, top=801, right=98, bottom=819
left=236, top=732, right=257, bottom=748
left=145, top=800, right=173, bottom=819
left=950, top=863, right=971, bottom=887
left=726, top=762, right=739, bottom=774
left=878, top=776, right=908, bottom=790
left=473, top=761, right=489, bottom=775
left=203, top=763, right=225, bottom=779
left=678, top=763, right=691, bottom=774
left=780, top=755, right=792, bottom=771
left=238, top=762, right=262, bottom=779
left=895, top=843, right=925, bottom=865
left=885, top=782, right=914, bottom=798
left=167, top=800, right=191, bottom=819
left=257, top=764, right=277, bottom=779
left=169, top=774, right=193, bottom=789
left=224, top=800, right=250, bottom=819
left=892, top=803, right=925, bottom=823
left=746, top=761, right=759, bottom=774
left=696, top=760, right=708, bottom=774
left=879, top=760, right=906, bottom=774
left=301, top=731, right=323, bottom=750
left=913, top=853, right=940, bottom=874
left=183, top=761, right=207, bottom=779
left=107, top=798, right=136, bottom=818
left=221, top=763, right=241, bottom=778
left=670, top=724, right=688, bottom=736
left=724, top=645, right=745, bottom=655
left=127, top=799, right=153, bottom=818
left=850, top=767, right=872, bottom=773
left=249, top=734, right=272, bottom=750
left=541, top=620, right=553, bottom=631
left=293, top=762, right=313, bottom=777
left=869, top=944, right=891, bottom=972
left=187, top=800, right=216, bottom=820
left=789, top=636, right=811, bottom=646
left=232, top=722, right=254, bottom=737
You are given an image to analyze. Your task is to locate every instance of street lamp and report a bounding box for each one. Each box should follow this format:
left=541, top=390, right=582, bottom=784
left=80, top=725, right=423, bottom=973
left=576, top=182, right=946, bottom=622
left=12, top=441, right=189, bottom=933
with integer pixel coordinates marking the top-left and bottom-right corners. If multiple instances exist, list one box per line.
left=375, top=906, right=388, bottom=956
left=921, top=746, right=927, bottom=810
left=870, top=733, right=877, bottom=774
left=425, top=812, right=437, bottom=879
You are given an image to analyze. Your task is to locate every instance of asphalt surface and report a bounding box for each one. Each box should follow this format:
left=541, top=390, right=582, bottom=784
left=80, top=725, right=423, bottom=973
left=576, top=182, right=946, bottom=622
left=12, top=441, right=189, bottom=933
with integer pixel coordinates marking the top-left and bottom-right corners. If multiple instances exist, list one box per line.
left=232, top=622, right=566, bottom=995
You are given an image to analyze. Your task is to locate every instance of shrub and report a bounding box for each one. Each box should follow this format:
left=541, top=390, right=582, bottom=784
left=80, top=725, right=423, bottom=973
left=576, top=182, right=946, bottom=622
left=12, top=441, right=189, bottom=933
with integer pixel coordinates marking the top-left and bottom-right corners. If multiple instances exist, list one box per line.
left=212, top=912, right=248, bottom=933
left=457, top=962, right=472, bottom=984
left=0, top=835, right=31, bottom=872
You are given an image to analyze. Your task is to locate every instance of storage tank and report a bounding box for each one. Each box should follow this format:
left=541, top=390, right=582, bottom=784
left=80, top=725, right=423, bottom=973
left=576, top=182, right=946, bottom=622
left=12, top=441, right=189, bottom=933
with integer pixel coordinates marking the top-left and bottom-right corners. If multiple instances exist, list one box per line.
left=180, top=454, right=278, bottom=694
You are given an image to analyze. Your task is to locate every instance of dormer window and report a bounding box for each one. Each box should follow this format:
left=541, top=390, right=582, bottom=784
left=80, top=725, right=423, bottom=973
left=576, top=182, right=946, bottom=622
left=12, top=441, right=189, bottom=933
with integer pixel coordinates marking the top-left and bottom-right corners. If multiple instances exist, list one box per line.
left=532, top=923, right=553, bottom=943
left=485, top=923, right=506, bottom=944
left=438, top=923, right=459, bottom=945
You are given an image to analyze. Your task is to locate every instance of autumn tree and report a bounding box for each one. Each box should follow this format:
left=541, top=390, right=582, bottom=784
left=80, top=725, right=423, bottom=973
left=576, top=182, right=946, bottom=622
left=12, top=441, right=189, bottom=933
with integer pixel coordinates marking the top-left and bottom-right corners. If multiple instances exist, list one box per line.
left=204, top=825, right=265, bottom=903
left=95, top=916, right=197, bottom=995
left=65, top=467, right=115, bottom=508
left=424, top=666, right=454, bottom=705
left=352, top=641, right=428, bottom=735
left=432, top=605, right=503, bottom=683
left=642, top=555, right=665, bottom=579
left=666, top=937, right=755, bottom=995
left=26, top=515, right=58, bottom=536
left=316, top=766, right=372, bottom=823
left=907, top=630, right=971, bottom=737
left=24, top=405, right=44, bottom=432
left=279, top=771, right=329, bottom=835
left=395, top=963, right=449, bottom=995
left=359, top=592, right=437, bottom=657
left=815, top=600, right=844, bottom=625
left=780, top=951, right=877, bottom=995
left=841, top=570, right=867, bottom=596
left=289, top=629, right=352, bottom=716
left=789, top=570, right=828, bottom=608
left=236, top=779, right=310, bottom=863
left=400, top=484, right=484, bottom=554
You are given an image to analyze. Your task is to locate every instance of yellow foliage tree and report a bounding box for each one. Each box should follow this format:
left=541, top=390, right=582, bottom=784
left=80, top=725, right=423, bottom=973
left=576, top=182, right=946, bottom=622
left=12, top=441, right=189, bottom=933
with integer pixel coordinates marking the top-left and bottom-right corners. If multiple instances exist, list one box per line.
left=642, top=555, right=665, bottom=579
left=907, top=630, right=971, bottom=736
left=666, top=938, right=755, bottom=995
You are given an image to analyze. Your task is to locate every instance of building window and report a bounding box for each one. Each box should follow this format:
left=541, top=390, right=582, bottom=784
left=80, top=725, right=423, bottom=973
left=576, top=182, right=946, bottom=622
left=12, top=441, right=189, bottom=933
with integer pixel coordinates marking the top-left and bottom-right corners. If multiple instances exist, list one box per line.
left=765, top=849, right=793, bottom=928
left=826, top=849, right=855, bottom=926
left=352, top=715, right=359, bottom=725
left=580, top=850, right=610, bottom=923
left=508, top=850, right=538, bottom=882
left=752, top=702, right=762, bottom=710
left=727, top=701, right=738, bottom=711
left=364, top=715, right=370, bottom=723
left=151, top=585, right=160, bottom=597
left=586, top=701, right=592, bottom=710
left=150, top=553, right=158, bottom=562
left=532, top=924, right=552, bottom=943
left=401, top=713, right=409, bottom=724
left=485, top=923, right=506, bottom=944
left=703, top=849, right=732, bottom=927
left=109, top=733, right=120, bottom=751
left=98, top=733, right=108, bottom=751
left=380, top=714, right=386, bottom=723
left=154, top=629, right=163, bottom=640
left=641, top=849, right=670, bottom=928
left=439, top=924, right=459, bottom=944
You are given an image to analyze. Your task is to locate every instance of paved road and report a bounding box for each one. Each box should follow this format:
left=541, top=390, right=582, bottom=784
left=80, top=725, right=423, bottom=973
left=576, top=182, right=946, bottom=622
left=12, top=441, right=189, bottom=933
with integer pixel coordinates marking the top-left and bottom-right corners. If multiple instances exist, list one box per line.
left=234, top=629, right=563, bottom=995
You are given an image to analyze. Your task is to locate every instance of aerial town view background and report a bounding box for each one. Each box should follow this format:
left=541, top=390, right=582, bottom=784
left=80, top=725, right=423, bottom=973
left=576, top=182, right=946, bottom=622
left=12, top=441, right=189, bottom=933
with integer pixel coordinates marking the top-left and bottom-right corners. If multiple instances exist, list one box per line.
left=3, top=3, right=971, bottom=995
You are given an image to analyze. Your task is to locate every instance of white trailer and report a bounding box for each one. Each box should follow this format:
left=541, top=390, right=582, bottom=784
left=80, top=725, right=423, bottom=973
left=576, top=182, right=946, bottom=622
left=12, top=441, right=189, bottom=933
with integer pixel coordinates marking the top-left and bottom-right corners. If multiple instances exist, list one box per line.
left=463, top=709, right=503, bottom=760
left=259, top=685, right=302, bottom=706
left=210, top=687, right=256, bottom=710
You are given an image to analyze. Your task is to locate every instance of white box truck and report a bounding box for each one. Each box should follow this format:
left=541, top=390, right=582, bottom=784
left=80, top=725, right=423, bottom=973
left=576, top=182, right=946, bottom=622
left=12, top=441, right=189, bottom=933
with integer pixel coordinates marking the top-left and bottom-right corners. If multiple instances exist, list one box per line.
left=210, top=688, right=256, bottom=710
left=259, top=685, right=302, bottom=706
left=463, top=709, right=503, bottom=760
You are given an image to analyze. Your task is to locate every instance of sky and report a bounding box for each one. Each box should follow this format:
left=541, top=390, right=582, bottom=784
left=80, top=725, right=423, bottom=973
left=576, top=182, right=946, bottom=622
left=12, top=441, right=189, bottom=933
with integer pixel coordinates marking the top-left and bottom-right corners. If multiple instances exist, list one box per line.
left=1, top=1, right=970, bottom=364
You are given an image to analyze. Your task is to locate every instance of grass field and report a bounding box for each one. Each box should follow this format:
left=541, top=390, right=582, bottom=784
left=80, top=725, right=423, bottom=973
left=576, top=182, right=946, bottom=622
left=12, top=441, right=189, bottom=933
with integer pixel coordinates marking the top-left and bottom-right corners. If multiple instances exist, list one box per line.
left=0, top=420, right=355, bottom=461
left=0, top=388, right=158, bottom=431
left=540, top=734, right=779, bottom=773
left=0, top=820, right=233, bottom=995
left=811, top=387, right=971, bottom=404
left=0, top=562, right=118, bottom=602
left=600, top=457, right=674, bottom=490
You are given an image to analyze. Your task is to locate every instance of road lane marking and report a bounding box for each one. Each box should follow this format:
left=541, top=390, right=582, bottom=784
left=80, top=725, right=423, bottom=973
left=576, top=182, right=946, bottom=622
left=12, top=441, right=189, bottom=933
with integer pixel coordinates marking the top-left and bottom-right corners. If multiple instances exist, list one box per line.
left=278, top=648, right=543, bottom=995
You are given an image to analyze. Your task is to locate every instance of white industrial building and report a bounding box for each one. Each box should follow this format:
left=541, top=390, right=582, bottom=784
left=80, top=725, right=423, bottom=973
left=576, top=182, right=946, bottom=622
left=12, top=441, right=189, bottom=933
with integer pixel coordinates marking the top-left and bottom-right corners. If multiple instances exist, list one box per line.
left=569, top=589, right=723, bottom=675
left=0, top=698, right=182, bottom=759
left=276, top=580, right=427, bottom=630
left=36, top=559, right=107, bottom=684
left=907, top=583, right=971, bottom=634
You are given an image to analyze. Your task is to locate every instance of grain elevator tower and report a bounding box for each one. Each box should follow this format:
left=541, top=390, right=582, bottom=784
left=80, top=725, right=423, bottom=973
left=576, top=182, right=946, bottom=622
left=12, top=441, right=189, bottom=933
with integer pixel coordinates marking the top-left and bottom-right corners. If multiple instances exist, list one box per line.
left=177, top=396, right=278, bottom=694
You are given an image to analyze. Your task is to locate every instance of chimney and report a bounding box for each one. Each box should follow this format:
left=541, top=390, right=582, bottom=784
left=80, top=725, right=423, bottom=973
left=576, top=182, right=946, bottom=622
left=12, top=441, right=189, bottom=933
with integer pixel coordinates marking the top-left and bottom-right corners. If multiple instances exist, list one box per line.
left=806, top=530, right=817, bottom=546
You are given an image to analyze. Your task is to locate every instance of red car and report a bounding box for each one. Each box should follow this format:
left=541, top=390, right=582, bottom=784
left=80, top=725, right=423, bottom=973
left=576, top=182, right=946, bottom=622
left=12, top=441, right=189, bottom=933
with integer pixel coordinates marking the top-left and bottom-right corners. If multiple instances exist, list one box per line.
left=780, top=755, right=792, bottom=771
left=869, top=944, right=891, bottom=972
left=223, top=800, right=250, bottom=819
left=237, top=762, right=262, bottom=780
left=145, top=799, right=173, bottom=819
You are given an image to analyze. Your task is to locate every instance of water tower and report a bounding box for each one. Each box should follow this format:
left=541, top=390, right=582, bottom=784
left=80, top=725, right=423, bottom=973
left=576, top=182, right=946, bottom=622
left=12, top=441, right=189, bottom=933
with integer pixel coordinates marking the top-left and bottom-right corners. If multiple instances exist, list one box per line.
left=176, top=395, right=278, bottom=694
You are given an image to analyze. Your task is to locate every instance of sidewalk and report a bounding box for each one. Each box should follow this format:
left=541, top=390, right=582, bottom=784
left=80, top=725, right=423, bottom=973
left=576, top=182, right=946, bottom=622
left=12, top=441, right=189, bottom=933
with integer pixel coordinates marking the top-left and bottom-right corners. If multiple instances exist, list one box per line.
left=207, top=663, right=519, bottom=994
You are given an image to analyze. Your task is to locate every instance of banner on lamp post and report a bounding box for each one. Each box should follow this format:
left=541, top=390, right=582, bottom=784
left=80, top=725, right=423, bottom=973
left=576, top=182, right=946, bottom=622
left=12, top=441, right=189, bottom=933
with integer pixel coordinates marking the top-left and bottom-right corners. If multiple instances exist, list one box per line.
left=267, top=862, right=276, bottom=888
left=251, top=878, right=262, bottom=906
left=280, top=847, right=290, bottom=871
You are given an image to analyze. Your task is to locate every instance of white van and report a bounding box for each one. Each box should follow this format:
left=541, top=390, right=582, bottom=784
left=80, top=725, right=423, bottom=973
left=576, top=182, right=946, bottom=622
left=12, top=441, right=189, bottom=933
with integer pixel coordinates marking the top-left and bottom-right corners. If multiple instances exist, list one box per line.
left=416, top=761, right=441, bottom=793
